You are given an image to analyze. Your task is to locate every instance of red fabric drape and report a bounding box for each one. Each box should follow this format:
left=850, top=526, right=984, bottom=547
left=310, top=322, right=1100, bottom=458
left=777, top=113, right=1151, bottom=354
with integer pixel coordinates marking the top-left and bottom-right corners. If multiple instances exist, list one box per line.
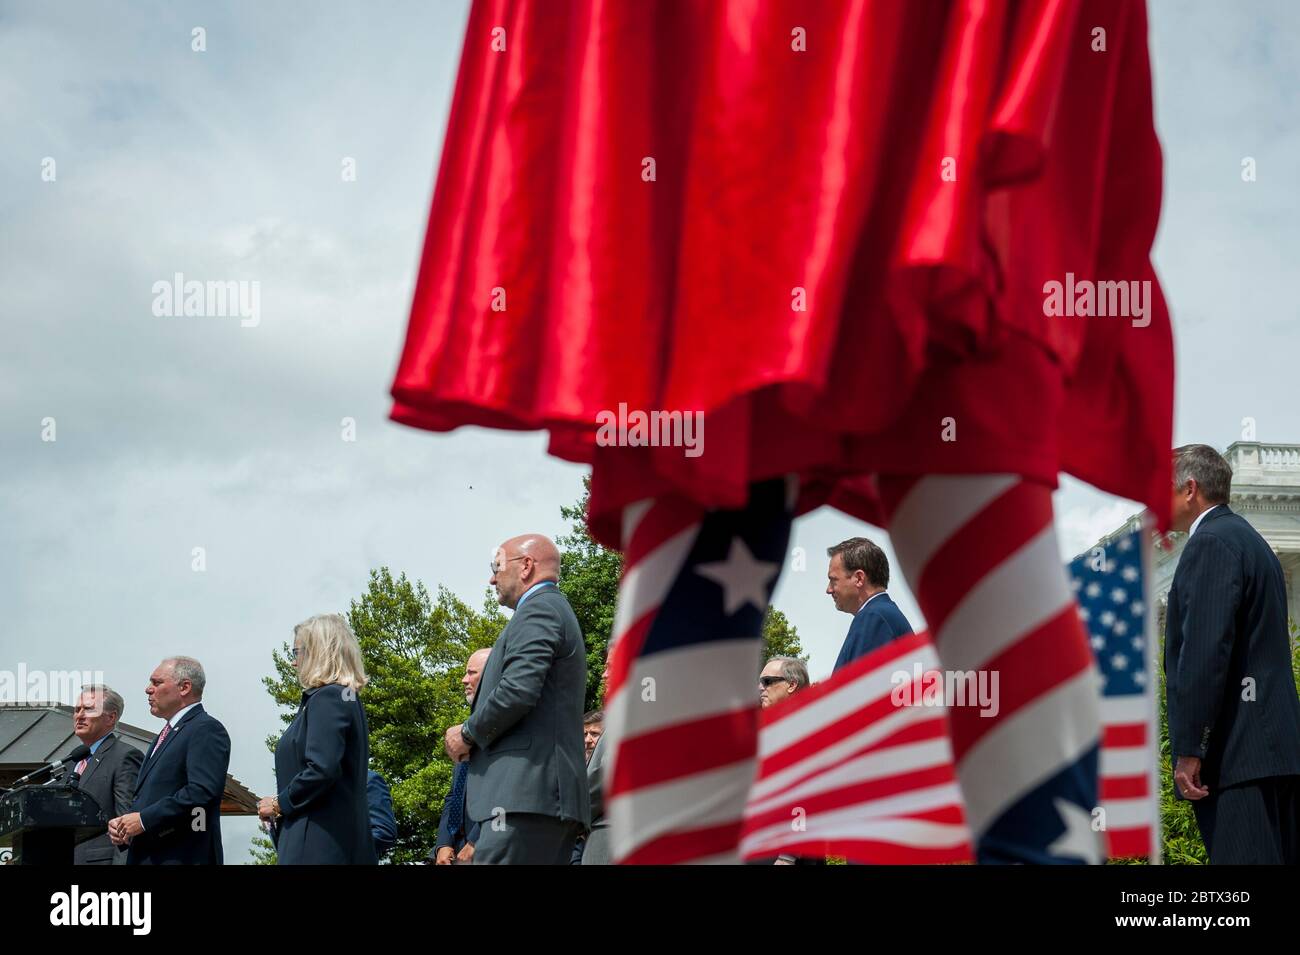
left=391, top=0, right=1173, bottom=546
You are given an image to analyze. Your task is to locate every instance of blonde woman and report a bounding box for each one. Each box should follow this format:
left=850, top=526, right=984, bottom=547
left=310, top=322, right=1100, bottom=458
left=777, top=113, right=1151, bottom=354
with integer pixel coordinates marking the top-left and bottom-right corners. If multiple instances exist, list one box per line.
left=257, top=614, right=377, bottom=864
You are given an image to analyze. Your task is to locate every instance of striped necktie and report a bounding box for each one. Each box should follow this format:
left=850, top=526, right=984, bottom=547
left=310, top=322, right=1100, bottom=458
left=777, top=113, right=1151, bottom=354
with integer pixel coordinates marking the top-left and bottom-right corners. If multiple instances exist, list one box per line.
left=149, top=721, right=171, bottom=759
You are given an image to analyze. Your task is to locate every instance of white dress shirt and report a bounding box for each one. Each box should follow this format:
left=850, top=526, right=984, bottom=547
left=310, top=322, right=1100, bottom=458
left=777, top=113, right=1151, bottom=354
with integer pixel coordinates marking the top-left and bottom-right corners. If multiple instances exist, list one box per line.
left=1188, top=504, right=1221, bottom=538
left=856, top=590, right=889, bottom=614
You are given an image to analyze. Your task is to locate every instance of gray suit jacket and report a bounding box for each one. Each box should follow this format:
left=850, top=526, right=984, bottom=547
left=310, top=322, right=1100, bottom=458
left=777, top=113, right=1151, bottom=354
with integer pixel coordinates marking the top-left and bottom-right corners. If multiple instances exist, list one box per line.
left=581, top=731, right=611, bottom=864
left=464, top=585, right=590, bottom=826
left=72, top=733, right=144, bottom=865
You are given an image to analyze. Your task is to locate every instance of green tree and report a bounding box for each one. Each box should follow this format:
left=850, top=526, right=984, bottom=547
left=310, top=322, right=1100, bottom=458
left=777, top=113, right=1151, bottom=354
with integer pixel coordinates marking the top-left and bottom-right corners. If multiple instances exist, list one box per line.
left=253, top=569, right=506, bottom=865
left=762, top=607, right=807, bottom=664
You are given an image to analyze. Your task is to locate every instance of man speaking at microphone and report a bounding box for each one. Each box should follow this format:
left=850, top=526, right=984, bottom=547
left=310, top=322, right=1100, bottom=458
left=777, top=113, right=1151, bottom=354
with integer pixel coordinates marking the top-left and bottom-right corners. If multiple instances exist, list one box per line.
left=67, top=684, right=143, bottom=865
left=109, top=657, right=231, bottom=864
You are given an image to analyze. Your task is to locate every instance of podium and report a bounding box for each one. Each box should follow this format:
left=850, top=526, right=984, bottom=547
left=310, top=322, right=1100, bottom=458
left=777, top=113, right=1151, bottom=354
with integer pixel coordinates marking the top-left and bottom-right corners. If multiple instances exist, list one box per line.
left=0, top=786, right=108, bottom=865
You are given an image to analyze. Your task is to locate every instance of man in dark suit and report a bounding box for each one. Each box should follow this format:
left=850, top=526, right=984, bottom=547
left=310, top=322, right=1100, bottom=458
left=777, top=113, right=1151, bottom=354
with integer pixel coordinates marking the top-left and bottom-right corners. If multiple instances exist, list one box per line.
left=577, top=663, right=611, bottom=865
left=444, top=534, right=589, bottom=864
left=1165, top=444, right=1300, bottom=864
left=580, top=728, right=610, bottom=865
left=109, top=657, right=231, bottom=865
left=69, top=684, right=144, bottom=865
left=368, top=770, right=397, bottom=860
left=431, top=647, right=490, bottom=864
left=827, top=537, right=914, bottom=672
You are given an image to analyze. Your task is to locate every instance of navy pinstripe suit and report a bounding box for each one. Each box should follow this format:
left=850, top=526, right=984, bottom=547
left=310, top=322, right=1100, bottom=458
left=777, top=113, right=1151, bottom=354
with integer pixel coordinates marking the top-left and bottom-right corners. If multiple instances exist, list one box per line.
left=1164, top=505, right=1300, bottom=863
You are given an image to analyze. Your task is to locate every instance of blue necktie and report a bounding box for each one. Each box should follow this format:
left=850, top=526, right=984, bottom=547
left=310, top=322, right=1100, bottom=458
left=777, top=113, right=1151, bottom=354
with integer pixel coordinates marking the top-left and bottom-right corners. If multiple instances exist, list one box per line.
left=447, top=761, right=468, bottom=838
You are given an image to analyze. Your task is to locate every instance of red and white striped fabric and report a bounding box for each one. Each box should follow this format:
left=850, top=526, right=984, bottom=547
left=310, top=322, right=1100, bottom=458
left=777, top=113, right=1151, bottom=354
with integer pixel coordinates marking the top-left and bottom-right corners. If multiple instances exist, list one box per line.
left=878, top=474, right=1104, bottom=863
left=603, top=484, right=795, bottom=864
left=741, top=631, right=973, bottom=863
left=1100, top=696, right=1156, bottom=858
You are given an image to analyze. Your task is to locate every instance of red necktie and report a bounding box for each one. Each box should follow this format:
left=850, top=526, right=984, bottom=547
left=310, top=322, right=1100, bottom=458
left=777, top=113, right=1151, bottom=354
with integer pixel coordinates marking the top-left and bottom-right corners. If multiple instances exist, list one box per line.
left=75, top=757, right=88, bottom=774
left=150, top=722, right=171, bottom=758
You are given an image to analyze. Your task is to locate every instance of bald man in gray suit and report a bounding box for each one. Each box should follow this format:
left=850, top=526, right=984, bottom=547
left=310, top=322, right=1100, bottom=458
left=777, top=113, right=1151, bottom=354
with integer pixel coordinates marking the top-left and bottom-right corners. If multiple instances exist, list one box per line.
left=444, top=534, right=590, bottom=864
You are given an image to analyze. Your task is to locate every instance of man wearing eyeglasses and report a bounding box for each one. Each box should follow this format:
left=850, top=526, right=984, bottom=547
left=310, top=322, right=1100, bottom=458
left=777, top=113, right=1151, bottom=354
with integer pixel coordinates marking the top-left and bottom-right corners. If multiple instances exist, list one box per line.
left=443, top=534, right=589, bottom=864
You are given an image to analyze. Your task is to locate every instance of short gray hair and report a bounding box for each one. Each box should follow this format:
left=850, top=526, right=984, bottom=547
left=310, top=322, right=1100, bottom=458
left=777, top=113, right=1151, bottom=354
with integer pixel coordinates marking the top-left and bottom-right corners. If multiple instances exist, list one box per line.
left=1173, top=444, right=1232, bottom=505
left=767, top=657, right=810, bottom=691
left=165, top=657, right=207, bottom=698
left=81, top=684, right=124, bottom=721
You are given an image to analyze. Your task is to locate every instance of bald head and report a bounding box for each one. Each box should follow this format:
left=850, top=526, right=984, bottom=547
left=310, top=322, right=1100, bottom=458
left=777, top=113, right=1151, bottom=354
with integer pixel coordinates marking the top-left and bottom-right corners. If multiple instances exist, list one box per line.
left=490, top=534, right=560, bottom=609
left=462, top=647, right=491, bottom=703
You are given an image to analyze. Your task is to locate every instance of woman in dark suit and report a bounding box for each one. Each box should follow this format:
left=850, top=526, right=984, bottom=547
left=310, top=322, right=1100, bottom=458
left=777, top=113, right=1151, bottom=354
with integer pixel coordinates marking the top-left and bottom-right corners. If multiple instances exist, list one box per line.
left=257, top=613, right=377, bottom=864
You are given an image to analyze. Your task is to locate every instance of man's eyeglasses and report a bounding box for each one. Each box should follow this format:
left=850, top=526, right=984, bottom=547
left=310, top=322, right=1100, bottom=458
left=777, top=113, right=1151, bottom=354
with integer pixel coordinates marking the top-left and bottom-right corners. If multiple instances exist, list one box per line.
left=759, top=676, right=788, bottom=688
left=490, top=555, right=528, bottom=575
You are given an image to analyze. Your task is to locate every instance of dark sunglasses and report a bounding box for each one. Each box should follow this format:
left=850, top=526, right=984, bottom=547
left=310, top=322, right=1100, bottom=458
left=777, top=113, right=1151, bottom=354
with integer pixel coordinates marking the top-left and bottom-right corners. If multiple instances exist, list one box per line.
left=759, top=676, right=788, bottom=688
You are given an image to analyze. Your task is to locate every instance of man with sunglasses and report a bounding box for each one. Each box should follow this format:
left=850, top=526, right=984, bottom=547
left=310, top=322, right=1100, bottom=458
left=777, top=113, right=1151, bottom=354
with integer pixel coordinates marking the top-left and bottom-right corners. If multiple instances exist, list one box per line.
left=443, top=534, right=589, bottom=864
left=752, top=657, right=819, bottom=864
left=759, top=657, right=809, bottom=709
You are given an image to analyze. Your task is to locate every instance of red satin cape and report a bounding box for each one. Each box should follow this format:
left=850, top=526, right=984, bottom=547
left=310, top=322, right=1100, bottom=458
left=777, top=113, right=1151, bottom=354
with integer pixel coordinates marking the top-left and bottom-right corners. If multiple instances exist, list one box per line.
left=391, top=0, right=1174, bottom=546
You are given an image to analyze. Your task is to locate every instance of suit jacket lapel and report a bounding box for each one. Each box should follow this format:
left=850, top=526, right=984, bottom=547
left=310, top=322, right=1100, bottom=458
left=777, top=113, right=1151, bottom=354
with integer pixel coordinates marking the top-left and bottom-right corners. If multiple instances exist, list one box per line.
left=79, top=733, right=115, bottom=787
left=135, top=704, right=203, bottom=790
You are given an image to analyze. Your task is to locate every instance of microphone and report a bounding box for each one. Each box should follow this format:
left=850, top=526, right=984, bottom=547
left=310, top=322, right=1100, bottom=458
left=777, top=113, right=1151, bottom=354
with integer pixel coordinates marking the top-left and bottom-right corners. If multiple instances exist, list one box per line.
left=8, top=750, right=81, bottom=789
left=61, top=744, right=93, bottom=788
left=0, top=745, right=93, bottom=794
left=2, top=761, right=60, bottom=790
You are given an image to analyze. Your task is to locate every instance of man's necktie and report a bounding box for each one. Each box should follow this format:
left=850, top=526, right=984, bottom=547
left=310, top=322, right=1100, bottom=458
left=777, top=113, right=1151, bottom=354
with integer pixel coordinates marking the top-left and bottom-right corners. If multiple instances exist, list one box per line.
left=75, top=757, right=89, bottom=774
left=446, top=761, right=468, bottom=838
left=149, top=722, right=171, bottom=759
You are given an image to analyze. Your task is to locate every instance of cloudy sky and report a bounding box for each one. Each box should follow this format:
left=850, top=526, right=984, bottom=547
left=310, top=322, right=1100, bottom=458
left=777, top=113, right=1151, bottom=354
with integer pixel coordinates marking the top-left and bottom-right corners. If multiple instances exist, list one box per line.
left=3, top=1, right=1297, bottom=861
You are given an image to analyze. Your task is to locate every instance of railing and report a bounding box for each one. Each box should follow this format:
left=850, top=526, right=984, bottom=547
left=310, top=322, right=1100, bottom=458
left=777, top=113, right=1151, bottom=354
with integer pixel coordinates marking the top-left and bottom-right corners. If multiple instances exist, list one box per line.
left=1226, top=442, right=1300, bottom=471
left=1259, top=445, right=1300, bottom=468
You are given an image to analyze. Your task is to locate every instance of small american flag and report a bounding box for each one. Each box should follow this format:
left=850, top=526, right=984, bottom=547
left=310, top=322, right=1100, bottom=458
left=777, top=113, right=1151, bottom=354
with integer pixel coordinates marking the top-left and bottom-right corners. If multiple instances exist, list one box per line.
left=1066, top=521, right=1161, bottom=861
left=741, top=631, right=973, bottom=863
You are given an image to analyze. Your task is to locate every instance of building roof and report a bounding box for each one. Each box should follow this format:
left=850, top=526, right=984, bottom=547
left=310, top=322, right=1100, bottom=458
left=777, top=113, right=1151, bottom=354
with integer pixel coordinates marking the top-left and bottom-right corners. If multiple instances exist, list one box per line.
left=0, top=702, right=259, bottom=815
